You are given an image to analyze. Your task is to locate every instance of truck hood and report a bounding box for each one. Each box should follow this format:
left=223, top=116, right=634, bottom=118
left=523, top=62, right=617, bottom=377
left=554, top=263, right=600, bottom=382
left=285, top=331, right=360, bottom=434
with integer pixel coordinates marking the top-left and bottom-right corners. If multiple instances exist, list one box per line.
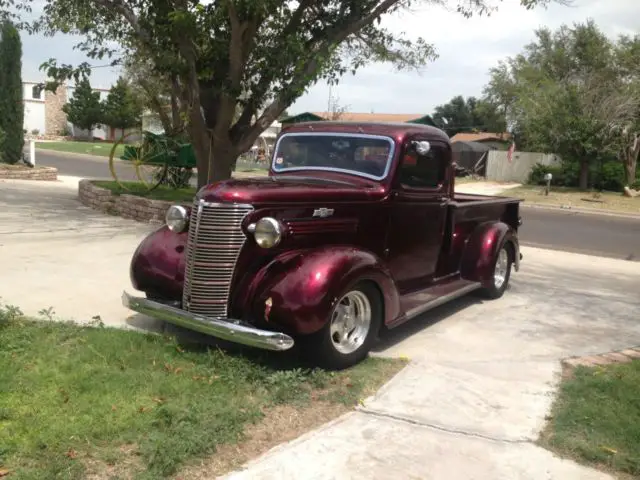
left=196, top=175, right=387, bottom=204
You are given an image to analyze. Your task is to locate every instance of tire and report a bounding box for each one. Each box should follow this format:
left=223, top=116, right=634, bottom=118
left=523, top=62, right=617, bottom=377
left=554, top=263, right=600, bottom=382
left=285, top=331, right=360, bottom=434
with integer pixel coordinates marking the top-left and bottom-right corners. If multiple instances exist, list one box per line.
left=480, top=243, right=513, bottom=299
left=301, top=282, right=382, bottom=370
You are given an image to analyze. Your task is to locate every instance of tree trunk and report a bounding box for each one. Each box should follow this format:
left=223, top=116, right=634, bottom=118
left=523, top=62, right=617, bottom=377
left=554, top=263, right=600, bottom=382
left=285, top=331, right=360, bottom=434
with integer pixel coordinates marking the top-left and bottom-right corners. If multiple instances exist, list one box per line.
left=188, top=121, right=237, bottom=189
left=579, top=159, right=589, bottom=190
left=623, top=133, right=639, bottom=187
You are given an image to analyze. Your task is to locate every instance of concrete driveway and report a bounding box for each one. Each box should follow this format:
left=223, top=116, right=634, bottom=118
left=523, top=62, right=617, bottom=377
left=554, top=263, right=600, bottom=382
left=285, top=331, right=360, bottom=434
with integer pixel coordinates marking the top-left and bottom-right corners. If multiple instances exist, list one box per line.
left=225, top=247, right=639, bottom=480
left=1, top=178, right=639, bottom=479
left=0, top=177, right=154, bottom=326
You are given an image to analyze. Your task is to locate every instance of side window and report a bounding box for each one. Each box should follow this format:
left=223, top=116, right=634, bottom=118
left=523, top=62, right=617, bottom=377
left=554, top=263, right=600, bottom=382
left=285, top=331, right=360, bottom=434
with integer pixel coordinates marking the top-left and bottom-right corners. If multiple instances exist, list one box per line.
left=32, top=85, right=42, bottom=100
left=398, top=143, right=447, bottom=189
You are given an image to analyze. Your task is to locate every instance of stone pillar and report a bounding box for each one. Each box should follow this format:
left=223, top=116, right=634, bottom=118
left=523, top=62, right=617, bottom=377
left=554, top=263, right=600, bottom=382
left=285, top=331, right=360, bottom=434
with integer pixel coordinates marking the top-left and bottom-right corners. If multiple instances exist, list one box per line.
left=44, top=84, right=69, bottom=136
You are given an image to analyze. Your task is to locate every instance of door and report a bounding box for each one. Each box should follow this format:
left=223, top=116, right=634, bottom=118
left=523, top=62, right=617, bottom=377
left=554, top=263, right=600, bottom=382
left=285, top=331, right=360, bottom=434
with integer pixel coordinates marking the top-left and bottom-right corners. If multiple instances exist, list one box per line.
left=386, top=140, right=450, bottom=294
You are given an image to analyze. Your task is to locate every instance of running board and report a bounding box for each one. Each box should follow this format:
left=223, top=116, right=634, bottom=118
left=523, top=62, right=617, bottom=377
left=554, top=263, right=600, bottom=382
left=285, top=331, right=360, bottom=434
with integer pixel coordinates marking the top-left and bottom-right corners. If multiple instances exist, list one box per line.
left=404, top=283, right=481, bottom=320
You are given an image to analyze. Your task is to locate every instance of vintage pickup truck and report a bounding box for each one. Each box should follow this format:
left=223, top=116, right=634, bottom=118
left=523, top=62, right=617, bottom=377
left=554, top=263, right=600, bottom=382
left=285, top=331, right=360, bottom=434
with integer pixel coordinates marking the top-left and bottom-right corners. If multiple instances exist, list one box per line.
left=123, top=121, right=523, bottom=369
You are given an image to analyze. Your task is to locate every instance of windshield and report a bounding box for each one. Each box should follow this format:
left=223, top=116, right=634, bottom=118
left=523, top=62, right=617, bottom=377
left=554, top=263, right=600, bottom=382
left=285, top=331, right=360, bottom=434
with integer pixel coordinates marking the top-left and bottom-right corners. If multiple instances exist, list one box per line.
left=272, top=133, right=395, bottom=180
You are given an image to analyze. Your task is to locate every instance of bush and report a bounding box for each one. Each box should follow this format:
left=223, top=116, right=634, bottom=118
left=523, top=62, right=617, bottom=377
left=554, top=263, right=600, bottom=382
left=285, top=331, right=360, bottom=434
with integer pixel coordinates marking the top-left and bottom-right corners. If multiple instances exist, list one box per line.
left=529, top=160, right=630, bottom=192
left=591, top=161, right=625, bottom=192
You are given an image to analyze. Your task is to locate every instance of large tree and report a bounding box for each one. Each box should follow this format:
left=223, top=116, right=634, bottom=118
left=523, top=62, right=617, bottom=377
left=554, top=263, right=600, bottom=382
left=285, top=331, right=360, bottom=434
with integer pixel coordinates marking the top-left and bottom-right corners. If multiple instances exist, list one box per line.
left=431, top=95, right=505, bottom=137
left=102, top=77, right=142, bottom=138
left=30, top=0, right=559, bottom=187
left=0, top=20, right=24, bottom=164
left=484, top=21, right=640, bottom=189
left=63, top=77, right=104, bottom=135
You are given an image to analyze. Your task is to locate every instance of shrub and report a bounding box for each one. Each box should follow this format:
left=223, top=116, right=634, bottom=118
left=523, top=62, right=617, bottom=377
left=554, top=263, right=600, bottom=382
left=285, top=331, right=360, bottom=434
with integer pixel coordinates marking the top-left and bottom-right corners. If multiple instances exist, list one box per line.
left=529, top=163, right=568, bottom=186
left=0, top=22, right=25, bottom=164
left=591, top=161, right=625, bottom=192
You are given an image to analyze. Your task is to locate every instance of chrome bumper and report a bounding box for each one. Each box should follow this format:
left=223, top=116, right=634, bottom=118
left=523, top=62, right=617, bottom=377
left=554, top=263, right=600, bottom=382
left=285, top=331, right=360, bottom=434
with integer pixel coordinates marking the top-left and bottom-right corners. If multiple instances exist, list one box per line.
left=122, top=291, right=294, bottom=351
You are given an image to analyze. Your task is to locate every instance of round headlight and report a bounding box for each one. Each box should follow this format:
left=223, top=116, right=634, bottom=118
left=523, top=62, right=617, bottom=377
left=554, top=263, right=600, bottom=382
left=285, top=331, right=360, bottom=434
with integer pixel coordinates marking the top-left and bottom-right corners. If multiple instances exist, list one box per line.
left=254, top=217, right=282, bottom=248
left=165, top=205, right=189, bottom=232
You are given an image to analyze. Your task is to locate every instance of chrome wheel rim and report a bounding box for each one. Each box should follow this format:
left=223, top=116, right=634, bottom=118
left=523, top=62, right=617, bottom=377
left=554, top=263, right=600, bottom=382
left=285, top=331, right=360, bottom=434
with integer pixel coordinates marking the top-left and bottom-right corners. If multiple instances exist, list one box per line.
left=494, top=248, right=509, bottom=289
left=330, top=291, right=372, bottom=355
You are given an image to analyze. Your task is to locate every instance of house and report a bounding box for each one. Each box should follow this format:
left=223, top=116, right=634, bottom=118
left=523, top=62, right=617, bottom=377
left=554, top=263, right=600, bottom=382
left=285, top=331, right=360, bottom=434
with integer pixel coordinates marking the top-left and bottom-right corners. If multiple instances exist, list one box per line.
left=22, top=81, right=68, bottom=136
left=450, top=132, right=512, bottom=150
left=22, top=81, right=118, bottom=140
left=280, top=111, right=437, bottom=127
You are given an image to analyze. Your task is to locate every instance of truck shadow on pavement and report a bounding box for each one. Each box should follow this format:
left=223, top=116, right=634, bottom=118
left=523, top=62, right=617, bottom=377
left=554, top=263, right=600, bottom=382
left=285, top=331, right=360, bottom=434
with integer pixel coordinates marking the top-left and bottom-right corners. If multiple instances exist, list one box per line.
left=372, top=293, right=484, bottom=354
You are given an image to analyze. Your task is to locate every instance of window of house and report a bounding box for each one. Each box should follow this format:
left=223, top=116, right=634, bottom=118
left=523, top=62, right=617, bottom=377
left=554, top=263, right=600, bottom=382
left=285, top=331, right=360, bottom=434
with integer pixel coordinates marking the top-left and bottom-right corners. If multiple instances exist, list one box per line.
left=398, top=143, right=448, bottom=189
left=31, top=85, right=42, bottom=100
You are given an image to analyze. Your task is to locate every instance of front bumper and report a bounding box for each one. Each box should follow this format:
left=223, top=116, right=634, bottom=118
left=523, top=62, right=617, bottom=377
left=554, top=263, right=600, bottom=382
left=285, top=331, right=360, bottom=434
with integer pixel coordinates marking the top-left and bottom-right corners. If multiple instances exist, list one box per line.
left=122, top=291, right=294, bottom=351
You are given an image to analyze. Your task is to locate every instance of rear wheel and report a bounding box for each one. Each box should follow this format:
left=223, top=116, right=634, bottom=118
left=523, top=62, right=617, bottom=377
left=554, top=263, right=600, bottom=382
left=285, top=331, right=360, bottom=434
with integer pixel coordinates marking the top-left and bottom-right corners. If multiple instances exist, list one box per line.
left=302, top=282, right=382, bottom=370
left=480, top=243, right=513, bottom=299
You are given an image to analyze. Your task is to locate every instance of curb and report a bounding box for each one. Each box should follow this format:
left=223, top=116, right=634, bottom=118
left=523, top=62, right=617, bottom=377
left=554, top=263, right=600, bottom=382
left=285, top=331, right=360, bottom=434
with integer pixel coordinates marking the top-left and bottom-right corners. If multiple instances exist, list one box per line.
left=521, top=202, right=640, bottom=220
left=562, top=346, right=640, bottom=368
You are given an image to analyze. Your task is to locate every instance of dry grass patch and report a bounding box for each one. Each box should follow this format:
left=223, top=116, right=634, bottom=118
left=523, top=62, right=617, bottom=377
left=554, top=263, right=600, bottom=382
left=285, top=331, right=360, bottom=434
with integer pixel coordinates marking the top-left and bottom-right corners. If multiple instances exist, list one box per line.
left=511, top=185, right=640, bottom=215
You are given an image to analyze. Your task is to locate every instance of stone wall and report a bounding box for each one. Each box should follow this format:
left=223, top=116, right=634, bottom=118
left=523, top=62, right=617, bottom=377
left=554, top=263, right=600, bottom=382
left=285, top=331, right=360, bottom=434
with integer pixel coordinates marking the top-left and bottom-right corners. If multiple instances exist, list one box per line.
left=44, top=84, right=69, bottom=136
left=0, top=166, right=58, bottom=180
left=78, top=180, right=190, bottom=223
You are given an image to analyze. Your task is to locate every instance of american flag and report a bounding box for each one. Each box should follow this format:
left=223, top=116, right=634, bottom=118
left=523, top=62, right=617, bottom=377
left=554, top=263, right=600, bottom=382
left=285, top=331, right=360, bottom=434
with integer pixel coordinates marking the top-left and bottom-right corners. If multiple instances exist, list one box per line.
left=507, top=141, right=516, bottom=163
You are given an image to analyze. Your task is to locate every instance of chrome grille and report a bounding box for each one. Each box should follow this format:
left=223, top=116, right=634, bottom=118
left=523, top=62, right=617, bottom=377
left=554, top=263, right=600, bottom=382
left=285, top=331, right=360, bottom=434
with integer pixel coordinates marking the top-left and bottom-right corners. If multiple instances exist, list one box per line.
left=182, top=200, right=253, bottom=317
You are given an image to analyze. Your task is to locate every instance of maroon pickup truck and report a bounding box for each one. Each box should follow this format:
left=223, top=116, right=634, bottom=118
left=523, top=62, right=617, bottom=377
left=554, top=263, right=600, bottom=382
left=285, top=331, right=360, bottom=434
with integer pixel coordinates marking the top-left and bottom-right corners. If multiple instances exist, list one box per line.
left=123, top=121, right=522, bottom=369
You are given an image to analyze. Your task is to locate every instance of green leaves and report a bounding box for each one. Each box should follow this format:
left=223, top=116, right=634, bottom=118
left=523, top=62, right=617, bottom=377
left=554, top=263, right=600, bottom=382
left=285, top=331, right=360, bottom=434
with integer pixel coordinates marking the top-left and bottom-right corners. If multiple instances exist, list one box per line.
left=484, top=20, right=640, bottom=188
left=102, top=78, right=143, bottom=131
left=0, top=20, right=24, bottom=164
left=62, top=78, right=104, bottom=133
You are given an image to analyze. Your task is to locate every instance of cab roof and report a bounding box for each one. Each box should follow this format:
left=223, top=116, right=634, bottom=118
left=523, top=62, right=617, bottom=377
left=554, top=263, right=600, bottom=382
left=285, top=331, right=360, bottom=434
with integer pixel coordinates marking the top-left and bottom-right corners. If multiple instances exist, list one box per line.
left=281, top=121, right=450, bottom=144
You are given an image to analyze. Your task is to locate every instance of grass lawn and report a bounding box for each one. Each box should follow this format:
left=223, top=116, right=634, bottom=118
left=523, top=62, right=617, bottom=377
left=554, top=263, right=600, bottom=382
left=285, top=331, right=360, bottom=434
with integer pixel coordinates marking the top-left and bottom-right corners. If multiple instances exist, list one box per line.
left=539, top=361, right=640, bottom=478
left=510, top=185, right=640, bottom=215
left=36, top=141, right=124, bottom=158
left=0, top=304, right=405, bottom=479
left=93, top=180, right=197, bottom=203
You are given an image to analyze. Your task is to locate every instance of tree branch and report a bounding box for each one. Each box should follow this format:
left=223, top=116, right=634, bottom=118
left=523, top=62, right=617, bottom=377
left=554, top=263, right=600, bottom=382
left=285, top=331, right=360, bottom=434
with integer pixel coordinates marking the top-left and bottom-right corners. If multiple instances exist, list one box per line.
left=235, top=0, right=402, bottom=152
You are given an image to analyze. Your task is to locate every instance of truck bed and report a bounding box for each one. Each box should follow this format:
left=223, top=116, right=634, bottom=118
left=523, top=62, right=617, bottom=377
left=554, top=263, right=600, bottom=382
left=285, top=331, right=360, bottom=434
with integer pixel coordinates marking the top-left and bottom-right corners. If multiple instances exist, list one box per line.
left=447, top=192, right=522, bottom=238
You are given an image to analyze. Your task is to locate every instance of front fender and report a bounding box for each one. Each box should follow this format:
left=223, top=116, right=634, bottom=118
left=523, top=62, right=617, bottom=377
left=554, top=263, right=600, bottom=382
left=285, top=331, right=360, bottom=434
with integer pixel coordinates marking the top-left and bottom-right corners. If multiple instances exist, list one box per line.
left=460, top=221, right=520, bottom=287
left=242, top=246, right=401, bottom=335
left=129, top=226, right=188, bottom=300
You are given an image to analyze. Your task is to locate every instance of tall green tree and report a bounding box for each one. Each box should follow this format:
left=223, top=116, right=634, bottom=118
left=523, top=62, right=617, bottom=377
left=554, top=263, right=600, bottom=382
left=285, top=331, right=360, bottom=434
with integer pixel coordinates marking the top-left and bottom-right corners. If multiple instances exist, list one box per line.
left=63, top=78, right=103, bottom=135
left=0, top=21, right=24, bottom=164
left=102, top=77, right=142, bottom=139
left=484, top=21, right=640, bottom=189
left=32, top=0, right=561, bottom=187
left=432, top=95, right=506, bottom=137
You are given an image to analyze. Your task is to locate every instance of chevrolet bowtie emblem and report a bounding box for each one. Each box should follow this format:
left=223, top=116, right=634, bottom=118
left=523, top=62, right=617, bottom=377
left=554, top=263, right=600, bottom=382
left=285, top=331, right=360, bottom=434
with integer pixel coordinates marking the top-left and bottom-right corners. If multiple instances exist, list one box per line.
left=312, top=207, right=334, bottom=218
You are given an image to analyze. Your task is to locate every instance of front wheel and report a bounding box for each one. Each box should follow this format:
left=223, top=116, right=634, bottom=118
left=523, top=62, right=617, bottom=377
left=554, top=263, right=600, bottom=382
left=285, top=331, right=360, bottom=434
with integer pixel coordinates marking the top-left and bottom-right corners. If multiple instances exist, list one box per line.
left=301, top=282, right=382, bottom=370
left=480, top=244, right=513, bottom=299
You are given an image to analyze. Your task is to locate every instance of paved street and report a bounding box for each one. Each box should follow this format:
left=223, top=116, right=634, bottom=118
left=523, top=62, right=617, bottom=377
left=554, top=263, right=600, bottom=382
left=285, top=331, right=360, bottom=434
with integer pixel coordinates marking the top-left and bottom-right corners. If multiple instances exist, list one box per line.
left=34, top=148, right=138, bottom=181
left=34, top=149, right=640, bottom=262
left=2, top=177, right=638, bottom=480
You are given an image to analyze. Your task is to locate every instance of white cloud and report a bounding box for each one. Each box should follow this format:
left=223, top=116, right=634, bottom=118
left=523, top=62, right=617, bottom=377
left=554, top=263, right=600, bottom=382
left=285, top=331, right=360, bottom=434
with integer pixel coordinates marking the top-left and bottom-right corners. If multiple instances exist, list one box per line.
left=18, top=0, right=638, bottom=113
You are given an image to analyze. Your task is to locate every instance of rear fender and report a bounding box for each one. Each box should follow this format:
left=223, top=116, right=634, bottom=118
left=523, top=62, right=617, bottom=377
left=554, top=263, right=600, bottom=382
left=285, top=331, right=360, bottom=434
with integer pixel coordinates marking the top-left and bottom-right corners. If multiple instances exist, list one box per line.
left=460, top=221, right=520, bottom=287
left=244, top=246, right=401, bottom=335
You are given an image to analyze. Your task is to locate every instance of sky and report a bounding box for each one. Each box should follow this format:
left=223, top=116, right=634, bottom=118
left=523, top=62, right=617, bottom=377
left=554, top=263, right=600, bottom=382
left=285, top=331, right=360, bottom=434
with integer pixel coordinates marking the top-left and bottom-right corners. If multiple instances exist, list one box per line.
left=20, top=0, right=639, bottom=116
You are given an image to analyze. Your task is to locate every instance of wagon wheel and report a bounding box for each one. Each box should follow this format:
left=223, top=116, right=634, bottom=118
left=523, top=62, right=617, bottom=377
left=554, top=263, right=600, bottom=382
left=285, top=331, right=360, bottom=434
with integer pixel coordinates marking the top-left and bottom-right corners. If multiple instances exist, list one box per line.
left=133, top=132, right=170, bottom=192
left=109, top=132, right=135, bottom=190
left=108, top=130, right=167, bottom=191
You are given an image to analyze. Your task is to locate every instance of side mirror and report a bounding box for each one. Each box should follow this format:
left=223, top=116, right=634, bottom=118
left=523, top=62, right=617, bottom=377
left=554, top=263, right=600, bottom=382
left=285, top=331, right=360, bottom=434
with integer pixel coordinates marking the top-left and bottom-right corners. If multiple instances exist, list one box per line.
left=411, top=140, right=431, bottom=155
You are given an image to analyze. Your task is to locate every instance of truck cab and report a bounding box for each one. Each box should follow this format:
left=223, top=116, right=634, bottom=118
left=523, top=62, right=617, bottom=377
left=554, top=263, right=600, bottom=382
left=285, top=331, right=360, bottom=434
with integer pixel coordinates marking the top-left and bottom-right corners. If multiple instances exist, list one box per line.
left=123, top=121, right=522, bottom=369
